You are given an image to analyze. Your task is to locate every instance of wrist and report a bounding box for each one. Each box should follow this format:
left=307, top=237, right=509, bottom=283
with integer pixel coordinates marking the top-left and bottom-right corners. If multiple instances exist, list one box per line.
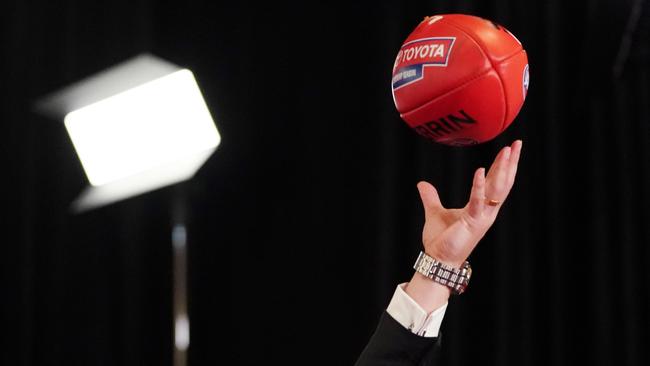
left=404, top=271, right=451, bottom=314
left=423, top=248, right=465, bottom=269
left=413, top=251, right=472, bottom=295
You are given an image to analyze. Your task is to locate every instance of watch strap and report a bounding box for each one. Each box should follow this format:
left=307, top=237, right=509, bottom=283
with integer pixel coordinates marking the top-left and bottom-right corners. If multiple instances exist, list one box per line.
left=413, top=251, right=472, bottom=295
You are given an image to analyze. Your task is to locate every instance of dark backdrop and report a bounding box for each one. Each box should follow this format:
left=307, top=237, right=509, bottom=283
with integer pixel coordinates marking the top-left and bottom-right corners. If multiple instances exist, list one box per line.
left=2, top=0, right=649, bottom=365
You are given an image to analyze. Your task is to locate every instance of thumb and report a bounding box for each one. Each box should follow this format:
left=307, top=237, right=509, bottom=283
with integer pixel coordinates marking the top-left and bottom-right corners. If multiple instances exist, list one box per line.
left=417, top=181, right=444, bottom=215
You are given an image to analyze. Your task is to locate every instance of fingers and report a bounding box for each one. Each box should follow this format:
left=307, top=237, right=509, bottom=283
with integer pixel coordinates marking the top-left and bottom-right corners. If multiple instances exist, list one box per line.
left=485, top=140, right=522, bottom=202
left=467, top=167, right=486, bottom=218
left=486, top=145, right=511, bottom=184
left=506, top=140, right=523, bottom=187
left=417, top=181, right=444, bottom=215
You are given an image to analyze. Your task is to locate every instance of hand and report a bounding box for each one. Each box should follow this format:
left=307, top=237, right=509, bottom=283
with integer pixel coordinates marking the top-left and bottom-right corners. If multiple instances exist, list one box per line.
left=405, top=140, right=522, bottom=311
left=418, top=140, right=523, bottom=267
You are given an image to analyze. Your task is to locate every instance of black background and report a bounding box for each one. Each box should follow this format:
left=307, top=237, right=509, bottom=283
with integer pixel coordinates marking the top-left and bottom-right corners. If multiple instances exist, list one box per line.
left=2, top=0, right=649, bottom=365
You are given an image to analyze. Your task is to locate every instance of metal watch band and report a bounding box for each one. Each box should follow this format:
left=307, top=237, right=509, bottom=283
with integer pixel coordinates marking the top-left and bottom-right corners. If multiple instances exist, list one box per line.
left=413, top=251, right=472, bottom=295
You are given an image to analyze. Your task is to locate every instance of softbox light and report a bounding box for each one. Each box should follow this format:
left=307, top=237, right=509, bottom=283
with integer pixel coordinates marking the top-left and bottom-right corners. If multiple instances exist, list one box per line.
left=35, top=54, right=220, bottom=211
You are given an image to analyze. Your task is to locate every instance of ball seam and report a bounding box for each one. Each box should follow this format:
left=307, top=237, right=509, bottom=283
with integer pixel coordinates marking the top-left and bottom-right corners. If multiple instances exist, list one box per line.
left=442, top=17, right=517, bottom=133
left=401, top=67, right=494, bottom=120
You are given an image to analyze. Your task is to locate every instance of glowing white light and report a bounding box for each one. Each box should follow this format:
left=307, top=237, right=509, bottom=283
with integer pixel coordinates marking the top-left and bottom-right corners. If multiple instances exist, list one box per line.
left=172, top=224, right=187, bottom=250
left=175, top=314, right=190, bottom=351
left=64, top=69, right=220, bottom=187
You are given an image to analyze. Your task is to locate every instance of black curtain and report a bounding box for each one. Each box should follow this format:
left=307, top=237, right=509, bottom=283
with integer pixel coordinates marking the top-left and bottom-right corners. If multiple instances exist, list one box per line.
left=2, top=0, right=649, bottom=365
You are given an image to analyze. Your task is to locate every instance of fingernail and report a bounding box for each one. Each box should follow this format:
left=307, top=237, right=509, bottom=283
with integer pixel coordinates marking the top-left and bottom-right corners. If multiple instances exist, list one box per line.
left=503, top=146, right=511, bottom=159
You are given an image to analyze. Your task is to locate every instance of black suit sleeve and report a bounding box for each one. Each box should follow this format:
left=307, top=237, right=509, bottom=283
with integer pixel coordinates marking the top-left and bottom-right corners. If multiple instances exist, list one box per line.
left=355, top=311, right=442, bottom=366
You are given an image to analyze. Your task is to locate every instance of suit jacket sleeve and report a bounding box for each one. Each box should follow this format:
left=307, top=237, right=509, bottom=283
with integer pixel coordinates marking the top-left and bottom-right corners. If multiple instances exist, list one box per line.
left=355, top=311, right=442, bottom=366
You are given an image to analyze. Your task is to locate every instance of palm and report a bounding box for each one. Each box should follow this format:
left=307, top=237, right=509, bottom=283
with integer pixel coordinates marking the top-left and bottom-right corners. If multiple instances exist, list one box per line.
left=421, top=208, right=461, bottom=245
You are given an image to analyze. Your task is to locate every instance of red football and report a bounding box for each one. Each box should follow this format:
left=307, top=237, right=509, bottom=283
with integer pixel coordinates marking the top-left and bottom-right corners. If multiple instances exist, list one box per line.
left=391, top=14, right=529, bottom=146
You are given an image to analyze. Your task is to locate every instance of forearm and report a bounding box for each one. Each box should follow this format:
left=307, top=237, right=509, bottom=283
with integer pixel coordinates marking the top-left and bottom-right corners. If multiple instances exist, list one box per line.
left=355, top=311, right=442, bottom=366
left=404, top=272, right=451, bottom=314
left=355, top=280, right=448, bottom=365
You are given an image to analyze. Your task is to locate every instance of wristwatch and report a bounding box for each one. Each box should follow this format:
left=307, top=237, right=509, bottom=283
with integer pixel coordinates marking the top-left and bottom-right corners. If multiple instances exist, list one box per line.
left=413, top=251, right=472, bottom=295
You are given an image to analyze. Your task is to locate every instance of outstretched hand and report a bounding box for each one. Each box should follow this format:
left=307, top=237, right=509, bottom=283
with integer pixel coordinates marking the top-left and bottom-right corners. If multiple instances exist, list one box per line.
left=417, top=140, right=522, bottom=267
left=405, top=140, right=522, bottom=311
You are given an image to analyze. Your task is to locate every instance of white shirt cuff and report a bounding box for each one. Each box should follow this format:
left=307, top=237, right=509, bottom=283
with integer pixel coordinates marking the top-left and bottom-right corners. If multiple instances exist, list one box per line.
left=385, top=283, right=447, bottom=338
